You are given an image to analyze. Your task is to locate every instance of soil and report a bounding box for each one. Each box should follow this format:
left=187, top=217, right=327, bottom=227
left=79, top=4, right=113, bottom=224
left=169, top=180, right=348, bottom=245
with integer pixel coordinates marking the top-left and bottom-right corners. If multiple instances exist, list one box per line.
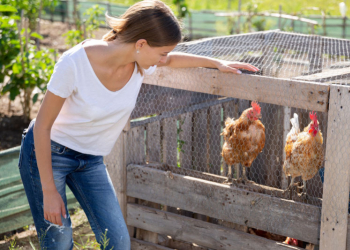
left=0, top=20, right=109, bottom=151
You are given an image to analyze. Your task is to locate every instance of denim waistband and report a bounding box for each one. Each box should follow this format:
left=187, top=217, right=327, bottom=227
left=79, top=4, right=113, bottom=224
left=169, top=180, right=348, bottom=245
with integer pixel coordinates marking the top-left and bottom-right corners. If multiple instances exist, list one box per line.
left=23, top=119, right=101, bottom=158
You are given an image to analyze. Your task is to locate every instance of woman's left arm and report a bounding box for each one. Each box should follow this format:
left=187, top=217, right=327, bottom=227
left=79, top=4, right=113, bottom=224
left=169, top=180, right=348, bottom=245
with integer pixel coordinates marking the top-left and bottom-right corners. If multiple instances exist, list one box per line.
left=157, top=52, right=260, bottom=75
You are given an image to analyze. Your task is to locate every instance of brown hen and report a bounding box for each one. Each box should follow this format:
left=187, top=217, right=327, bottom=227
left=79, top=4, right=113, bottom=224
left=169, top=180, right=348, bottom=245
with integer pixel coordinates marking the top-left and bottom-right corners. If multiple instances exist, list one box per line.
left=221, top=102, right=265, bottom=182
left=283, top=112, right=324, bottom=196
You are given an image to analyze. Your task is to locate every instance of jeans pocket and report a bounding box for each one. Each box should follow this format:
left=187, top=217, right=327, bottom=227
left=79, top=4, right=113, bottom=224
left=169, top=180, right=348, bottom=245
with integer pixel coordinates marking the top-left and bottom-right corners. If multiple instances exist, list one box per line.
left=51, top=141, right=67, bottom=155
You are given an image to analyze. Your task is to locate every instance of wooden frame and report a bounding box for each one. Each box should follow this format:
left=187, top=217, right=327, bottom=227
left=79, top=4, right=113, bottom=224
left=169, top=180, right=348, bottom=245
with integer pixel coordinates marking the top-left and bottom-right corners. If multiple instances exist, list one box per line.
left=105, top=32, right=350, bottom=249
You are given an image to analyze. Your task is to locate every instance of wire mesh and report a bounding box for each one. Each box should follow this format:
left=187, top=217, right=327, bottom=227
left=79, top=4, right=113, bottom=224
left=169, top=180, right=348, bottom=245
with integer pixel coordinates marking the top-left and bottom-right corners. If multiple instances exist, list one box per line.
left=120, top=30, right=350, bottom=244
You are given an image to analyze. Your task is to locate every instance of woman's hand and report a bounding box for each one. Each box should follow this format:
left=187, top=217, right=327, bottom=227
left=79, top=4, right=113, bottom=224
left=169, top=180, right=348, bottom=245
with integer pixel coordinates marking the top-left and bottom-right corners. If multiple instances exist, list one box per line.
left=43, top=189, right=67, bottom=226
left=215, top=60, right=260, bottom=75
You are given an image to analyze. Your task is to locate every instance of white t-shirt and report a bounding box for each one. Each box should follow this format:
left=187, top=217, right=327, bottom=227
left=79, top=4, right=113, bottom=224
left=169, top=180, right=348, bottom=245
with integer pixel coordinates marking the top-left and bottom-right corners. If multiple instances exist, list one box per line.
left=47, top=40, right=157, bottom=156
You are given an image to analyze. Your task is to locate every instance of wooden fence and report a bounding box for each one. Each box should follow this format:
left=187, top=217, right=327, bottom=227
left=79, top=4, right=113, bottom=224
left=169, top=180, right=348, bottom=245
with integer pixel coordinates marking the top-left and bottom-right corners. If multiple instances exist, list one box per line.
left=41, top=0, right=350, bottom=40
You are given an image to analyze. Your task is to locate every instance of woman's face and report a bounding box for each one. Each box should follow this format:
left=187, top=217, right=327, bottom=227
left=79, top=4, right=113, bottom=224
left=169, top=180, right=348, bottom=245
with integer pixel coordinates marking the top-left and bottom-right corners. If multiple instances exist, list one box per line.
left=137, top=42, right=177, bottom=69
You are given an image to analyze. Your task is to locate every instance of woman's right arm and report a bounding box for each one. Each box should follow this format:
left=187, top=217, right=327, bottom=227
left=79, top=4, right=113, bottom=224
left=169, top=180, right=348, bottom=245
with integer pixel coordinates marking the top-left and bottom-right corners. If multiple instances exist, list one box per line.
left=33, top=90, right=67, bottom=226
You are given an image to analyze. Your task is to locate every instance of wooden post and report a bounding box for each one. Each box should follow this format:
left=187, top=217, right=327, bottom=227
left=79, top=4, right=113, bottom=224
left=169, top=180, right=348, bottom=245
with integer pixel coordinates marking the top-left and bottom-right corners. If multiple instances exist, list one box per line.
left=135, top=121, right=160, bottom=243
left=161, top=117, right=178, bottom=215
left=161, top=117, right=177, bottom=167
left=208, top=104, right=222, bottom=175
left=281, top=106, right=291, bottom=190
left=193, top=109, right=208, bottom=172
left=104, top=119, right=130, bottom=232
left=179, top=112, right=193, bottom=169
left=320, top=85, right=350, bottom=250
left=222, top=100, right=239, bottom=178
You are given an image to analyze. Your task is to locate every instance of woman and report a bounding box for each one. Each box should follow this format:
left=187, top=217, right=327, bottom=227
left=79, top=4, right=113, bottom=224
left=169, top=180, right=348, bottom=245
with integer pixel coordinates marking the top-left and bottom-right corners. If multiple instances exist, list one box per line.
left=18, top=0, right=259, bottom=249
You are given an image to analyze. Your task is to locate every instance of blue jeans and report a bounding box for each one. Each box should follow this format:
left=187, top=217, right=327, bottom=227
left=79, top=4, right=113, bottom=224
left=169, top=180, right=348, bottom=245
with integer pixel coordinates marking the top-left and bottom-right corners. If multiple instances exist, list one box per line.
left=18, top=119, right=130, bottom=250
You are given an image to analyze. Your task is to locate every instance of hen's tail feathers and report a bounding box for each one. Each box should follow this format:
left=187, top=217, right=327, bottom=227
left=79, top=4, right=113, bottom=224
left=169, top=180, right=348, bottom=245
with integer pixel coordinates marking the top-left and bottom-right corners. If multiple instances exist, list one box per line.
left=290, top=113, right=300, bottom=136
left=224, top=117, right=235, bottom=126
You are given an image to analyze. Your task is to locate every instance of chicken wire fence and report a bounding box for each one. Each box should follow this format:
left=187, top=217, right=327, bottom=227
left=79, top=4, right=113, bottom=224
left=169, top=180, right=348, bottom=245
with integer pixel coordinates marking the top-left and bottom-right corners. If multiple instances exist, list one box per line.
left=111, top=30, right=350, bottom=244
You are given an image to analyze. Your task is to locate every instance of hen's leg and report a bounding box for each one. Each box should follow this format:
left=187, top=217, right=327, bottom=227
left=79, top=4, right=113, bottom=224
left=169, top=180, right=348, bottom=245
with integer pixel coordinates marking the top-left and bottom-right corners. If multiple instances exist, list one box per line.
left=283, top=177, right=295, bottom=194
left=225, top=165, right=233, bottom=183
left=297, top=180, right=308, bottom=198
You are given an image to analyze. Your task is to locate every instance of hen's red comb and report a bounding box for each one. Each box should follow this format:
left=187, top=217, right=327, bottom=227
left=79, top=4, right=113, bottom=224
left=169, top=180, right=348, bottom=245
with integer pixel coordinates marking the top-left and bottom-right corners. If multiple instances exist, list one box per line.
left=309, top=111, right=317, bottom=122
left=251, top=101, right=261, bottom=114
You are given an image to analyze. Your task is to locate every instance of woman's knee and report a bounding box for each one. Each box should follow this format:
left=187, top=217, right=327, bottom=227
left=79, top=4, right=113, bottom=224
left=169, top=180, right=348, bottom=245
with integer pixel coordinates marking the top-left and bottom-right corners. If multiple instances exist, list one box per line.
left=39, top=219, right=73, bottom=250
left=100, top=228, right=130, bottom=250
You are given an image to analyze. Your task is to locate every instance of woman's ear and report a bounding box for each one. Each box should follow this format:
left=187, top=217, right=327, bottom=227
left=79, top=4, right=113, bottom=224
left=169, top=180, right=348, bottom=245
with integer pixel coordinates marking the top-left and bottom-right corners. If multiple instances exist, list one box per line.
left=135, top=39, right=148, bottom=50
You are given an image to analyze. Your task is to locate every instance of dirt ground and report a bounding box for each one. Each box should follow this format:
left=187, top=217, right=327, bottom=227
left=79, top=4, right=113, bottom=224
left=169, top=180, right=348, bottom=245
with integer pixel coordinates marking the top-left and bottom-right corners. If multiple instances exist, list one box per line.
left=0, top=20, right=109, bottom=151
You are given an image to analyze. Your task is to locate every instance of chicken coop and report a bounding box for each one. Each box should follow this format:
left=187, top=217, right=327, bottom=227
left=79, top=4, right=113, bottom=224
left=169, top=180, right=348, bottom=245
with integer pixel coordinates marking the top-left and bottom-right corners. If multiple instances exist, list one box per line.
left=104, top=30, right=350, bottom=250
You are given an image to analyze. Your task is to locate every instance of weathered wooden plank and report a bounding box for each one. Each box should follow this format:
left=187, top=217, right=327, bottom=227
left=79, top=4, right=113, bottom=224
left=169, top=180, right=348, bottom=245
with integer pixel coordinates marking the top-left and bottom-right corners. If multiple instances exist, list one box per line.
left=161, top=117, right=177, bottom=167
left=131, top=238, right=173, bottom=250
left=145, top=162, right=322, bottom=207
left=131, top=97, right=234, bottom=128
left=146, top=121, right=161, bottom=163
left=104, top=120, right=131, bottom=234
left=127, top=203, right=304, bottom=250
left=157, top=235, right=209, bottom=249
left=294, top=67, right=350, bottom=83
left=126, top=126, right=145, bottom=165
left=257, top=103, right=283, bottom=188
left=320, top=85, right=350, bottom=250
left=160, top=117, right=178, bottom=215
left=222, top=100, right=239, bottom=177
left=143, top=67, right=329, bottom=113
left=208, top=104, right=222, bottom=175
left=193, top=109, right=208, bottom=172
left=127, top=164, right=321, bottom=244
left=178, top=112, right=193, bottom=169
left=281, top=107, right=292, bottom=190
left=137, top=120, right=162, bottom=243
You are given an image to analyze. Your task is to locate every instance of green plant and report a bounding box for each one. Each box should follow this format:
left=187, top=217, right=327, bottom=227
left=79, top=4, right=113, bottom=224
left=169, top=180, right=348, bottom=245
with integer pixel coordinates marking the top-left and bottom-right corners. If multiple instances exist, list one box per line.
left=173, top=0, right=190, bottom=19
left=0, top=26, right=55, bottom=121
left=0, top=0, right=59, bottom=31
left=8, top=238, right=21, bottom=250
left=100, top=229, right=114, bottom=250
left=176, top=118, right=186, bottom=168
left=0, top=6, right=56, bottom=122
left=63, top=4, right=105, bottom=48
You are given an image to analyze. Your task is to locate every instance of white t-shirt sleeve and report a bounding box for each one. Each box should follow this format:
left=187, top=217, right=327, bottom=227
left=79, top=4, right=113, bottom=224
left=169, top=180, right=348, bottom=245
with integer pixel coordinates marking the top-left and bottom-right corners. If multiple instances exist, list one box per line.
left=47, top=55, right=76, bottom=98
left=144, top=65, right=157, bottom=75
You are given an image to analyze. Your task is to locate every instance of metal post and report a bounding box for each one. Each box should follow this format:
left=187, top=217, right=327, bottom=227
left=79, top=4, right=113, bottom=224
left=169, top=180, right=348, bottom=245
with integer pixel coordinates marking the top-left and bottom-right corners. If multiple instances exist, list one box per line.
left=343, top=16, right=347, bottom=38
left=278, top=5, right=282, bottom=30
left=107, top=2, right=112, bottom=15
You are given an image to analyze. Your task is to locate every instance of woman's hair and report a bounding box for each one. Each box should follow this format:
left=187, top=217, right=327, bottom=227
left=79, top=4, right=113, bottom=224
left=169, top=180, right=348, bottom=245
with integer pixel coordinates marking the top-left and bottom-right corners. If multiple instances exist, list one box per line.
left=102, top=0, right=182, bottom=75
